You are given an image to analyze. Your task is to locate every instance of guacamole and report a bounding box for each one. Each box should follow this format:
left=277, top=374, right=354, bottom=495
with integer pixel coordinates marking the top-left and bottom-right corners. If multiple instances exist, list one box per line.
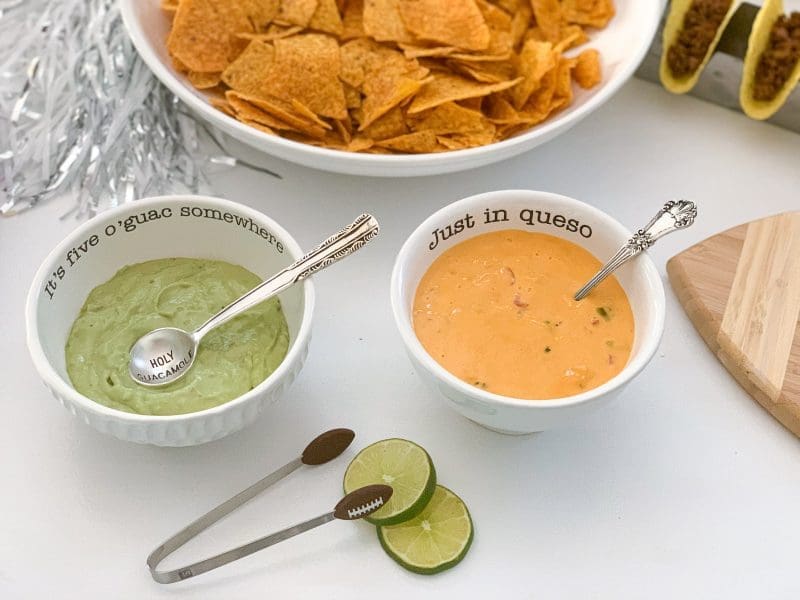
left=65, top=258, right=290, bottom=416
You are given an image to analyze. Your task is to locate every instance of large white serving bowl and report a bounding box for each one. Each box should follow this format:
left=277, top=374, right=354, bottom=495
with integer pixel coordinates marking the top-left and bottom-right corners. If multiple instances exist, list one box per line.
left=120, top=0, right=664, bottom=177
left=25, top=196, right=314, bottom=446
left=391, top=190, right=665, bottom=434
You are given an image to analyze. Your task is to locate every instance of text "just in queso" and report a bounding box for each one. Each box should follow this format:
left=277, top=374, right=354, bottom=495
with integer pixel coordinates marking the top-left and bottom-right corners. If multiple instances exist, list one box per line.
left=429, top=208, right=594, bottom=250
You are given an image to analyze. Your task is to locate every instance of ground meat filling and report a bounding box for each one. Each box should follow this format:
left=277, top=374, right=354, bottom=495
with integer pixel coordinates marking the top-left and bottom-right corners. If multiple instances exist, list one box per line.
left=667, top=0, right=733, bottom=78
left=753, top=12, right=800, bottom=102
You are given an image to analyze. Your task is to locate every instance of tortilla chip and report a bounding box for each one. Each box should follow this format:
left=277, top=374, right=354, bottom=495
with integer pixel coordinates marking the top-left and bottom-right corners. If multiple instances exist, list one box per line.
left=375, top=130, right=442, bottom=152
left=511, top=4, right=533, bottom=48
left=236, top=25, right=304, bottom=41
left=409, top=101, right=493, bottom=135
left=226, top=90, right=295, bottom=129
left=360, top=74, right=426, bottom=129
left=484, top=94, right=524, bottom=123
left=172, top=54, right=190, bottom=73
left=162, top=0, right=180, bottom=13
left=458, top=96, right=483, bottom=111
left=243, top=0, right=281, bottom=28
left=265, top=34, right=347, bottom=118
left=573, top=48, right=601, bottom=89
left=347, top=136, right=376, bottom=151
left=188, top=70, right=223, bottom=88
left=290, top=98, right=334, bottom=129
left=230, top=90, right=329, bottom=137
left=477, top=0, right=514, bottom=56
left=530, top=0, right=563, bottom=43
left=449, top=51, right=512, bottom=62
left=437, top=128, right=495, bottom=148
left=553, top=56, right=576, bottom=106
left=360, top=105, right=409, bottom=138
left=210, top=96, right=237, bottom=117
left=449, top=59, right=515, bottom=83
left=309, top=0, right=344, bottom=34
left=341, top=0, right=366, bottom=39
left=276, top=0, right=319, bottom=27
left=332, top=117, right=353, bottom=142
left=342, top=82, right=363, bottom=108
left=221, top=40, right=275, bottom=95
left=511, top=39, right=556, bottom=108
left=555, top=24, right=589, bottom=51
left=408, top=73, right=522, bottom=113
left=363, top=0, right=415, bottom=43
left=340, top=38, right=421, bottom=89
left=562, top=0, right=615, bottom=29
left=399, top=0, right=491, bottom=51
left=520, top=60, right=557, bottom=118
left=399, top=44, right=459, bottom=59
left=167, top=0, right=254, bottom=72
left=242, top=119, right=277, bottom=134
left=494, top=0, right=522, bottom=11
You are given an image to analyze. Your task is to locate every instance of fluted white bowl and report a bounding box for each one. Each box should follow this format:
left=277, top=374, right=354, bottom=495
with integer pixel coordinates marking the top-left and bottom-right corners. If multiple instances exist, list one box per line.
left=391, top=190, right=665, bottom=434
left=26, top=196, right=313, bottom=446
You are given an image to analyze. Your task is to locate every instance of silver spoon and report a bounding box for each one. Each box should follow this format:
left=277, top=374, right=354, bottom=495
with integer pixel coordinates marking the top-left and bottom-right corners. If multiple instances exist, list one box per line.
left=574, top=200, right=697, bottom=301
left=129, top=214, right=380, bottom=386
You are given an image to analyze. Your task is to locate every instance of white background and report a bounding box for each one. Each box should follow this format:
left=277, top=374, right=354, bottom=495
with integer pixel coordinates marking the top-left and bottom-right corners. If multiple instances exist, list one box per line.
left=2, top=79, right=799, bottom=598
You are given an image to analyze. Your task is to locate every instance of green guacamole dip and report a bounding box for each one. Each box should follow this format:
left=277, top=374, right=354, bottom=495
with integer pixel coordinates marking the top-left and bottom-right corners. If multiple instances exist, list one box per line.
left=66, top=258, right=290, bottom=416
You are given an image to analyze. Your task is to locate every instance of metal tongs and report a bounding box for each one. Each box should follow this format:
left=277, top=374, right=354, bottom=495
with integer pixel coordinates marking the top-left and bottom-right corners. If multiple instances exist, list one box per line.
left=147, top=429, right=392, bottom=584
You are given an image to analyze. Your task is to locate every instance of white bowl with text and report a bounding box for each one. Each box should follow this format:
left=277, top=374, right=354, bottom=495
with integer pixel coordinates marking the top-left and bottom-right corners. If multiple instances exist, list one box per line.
left=25, top=196, right=313, bottom=446
left=390, top=190, right=665, bottom=434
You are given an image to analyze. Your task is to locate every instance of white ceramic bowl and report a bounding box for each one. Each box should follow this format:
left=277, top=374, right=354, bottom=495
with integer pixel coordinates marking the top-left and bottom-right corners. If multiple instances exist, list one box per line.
left=25, top=196, right=313, bottom=446
left=120, top=0, right=664, bottom=177
left=391, top=190, right=665, bottom=434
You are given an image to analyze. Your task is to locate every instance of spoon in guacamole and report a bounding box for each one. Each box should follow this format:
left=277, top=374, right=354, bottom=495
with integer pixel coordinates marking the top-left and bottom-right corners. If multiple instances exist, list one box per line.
left=129, top=214, right=379, bottom=387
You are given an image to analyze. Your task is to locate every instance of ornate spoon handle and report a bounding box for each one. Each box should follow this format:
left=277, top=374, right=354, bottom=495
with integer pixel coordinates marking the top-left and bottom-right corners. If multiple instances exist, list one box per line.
left=194, top=214, right=379, bottom=340
left=574, top=200, right=697, bottom=301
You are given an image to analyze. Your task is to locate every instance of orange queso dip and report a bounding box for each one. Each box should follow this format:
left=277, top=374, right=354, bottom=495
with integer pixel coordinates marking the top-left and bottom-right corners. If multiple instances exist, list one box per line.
left=413, top=230, right=634, bottom=399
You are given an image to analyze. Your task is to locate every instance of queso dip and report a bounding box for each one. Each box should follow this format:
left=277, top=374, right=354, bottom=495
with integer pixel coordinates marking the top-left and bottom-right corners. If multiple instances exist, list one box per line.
left=413, top=230, right=634, bottom=399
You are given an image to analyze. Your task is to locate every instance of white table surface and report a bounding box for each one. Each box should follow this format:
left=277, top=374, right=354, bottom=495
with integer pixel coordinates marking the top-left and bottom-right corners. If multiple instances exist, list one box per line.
left=2, top=78, right=799, bottom=599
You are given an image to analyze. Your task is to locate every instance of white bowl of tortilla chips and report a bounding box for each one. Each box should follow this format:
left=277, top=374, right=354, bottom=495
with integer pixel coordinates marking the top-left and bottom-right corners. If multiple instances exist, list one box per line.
left=121, top=0, right=663, bottom=176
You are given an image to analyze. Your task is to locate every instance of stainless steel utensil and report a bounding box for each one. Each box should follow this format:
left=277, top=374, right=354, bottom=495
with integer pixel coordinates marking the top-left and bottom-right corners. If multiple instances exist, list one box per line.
left=146, top=428, right=388, bottom=584
left=574, top=200, right=697, bottom=301
left=129, top=213, right=380, bottom=386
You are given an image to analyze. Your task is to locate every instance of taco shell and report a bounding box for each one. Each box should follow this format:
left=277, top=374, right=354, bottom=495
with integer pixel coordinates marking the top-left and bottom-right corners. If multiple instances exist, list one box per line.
left=740, top=0, right=800, bottom=120
left=660, top=0, right=740, bottom=94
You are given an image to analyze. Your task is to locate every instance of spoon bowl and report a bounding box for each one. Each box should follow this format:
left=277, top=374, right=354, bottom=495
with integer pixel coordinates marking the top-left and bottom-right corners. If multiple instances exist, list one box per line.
left=129, top=214, right=380, bottom=387
left=129, top=327, right=197, bottom=386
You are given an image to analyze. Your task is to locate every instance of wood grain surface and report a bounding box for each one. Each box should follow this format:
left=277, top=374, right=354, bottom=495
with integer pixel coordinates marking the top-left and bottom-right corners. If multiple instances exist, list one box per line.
left=667, top=212, right=800, bottom=437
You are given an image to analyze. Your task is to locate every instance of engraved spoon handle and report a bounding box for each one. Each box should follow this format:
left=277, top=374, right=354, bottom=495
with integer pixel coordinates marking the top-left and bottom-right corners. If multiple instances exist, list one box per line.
left=574, top=200, right=697, bottom=301
left=194, top=214, right=379, bottom=340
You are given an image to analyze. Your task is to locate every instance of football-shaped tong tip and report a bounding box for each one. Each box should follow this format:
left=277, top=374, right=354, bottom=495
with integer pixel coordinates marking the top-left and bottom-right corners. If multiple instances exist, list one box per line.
left=334, top=484, right=393, bottom=520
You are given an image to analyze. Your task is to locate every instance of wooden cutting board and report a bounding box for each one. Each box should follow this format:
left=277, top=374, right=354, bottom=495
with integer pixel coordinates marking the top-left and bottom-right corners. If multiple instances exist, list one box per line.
left=667, top=212, right=800, bottom=437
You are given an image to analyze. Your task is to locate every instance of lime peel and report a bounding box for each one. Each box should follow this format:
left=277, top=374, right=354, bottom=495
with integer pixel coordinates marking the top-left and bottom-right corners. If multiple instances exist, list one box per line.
left=377, top=485, right=474, bottom=575
left=343, top=438, right=436, bottom=526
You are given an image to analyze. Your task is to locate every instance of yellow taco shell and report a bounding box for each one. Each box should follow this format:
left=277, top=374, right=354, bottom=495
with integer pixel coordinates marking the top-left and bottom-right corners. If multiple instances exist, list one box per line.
left=660, top=0, right=741, bottom=94
left=740, top=0, right=800, bottom=120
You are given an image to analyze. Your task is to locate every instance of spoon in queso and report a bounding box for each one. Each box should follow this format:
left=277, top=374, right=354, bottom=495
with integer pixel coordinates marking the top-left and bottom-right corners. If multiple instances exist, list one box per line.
left=574, top=200, right=697, bottom=301
left=129, top=214, right=379, bottom=387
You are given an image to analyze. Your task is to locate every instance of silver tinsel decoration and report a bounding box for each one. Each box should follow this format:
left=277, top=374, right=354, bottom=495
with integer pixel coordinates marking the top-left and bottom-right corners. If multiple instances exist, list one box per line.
left=0, top=0, right=279, bottom=218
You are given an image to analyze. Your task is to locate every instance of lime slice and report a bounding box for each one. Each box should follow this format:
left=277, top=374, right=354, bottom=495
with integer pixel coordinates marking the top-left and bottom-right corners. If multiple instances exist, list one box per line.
left=377, top=485, right=473, bottom=575
left=343, top=438, right=436, bottom=526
